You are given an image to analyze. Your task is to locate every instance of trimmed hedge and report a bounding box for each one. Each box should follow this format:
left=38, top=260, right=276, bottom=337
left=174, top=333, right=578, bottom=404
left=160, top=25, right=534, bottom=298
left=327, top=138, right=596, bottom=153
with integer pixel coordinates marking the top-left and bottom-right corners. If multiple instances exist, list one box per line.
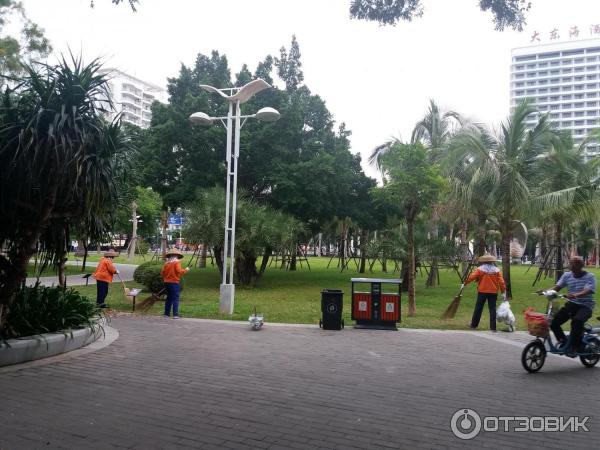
left=133, top=261, right=185, bottom=293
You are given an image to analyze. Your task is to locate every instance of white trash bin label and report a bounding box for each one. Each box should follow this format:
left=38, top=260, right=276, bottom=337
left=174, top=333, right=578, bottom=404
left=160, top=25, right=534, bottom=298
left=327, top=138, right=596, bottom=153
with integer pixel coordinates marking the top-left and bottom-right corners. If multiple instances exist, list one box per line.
left=358, top=301, right=367, bottom=311
left=385, top=303, right=395, bottom=313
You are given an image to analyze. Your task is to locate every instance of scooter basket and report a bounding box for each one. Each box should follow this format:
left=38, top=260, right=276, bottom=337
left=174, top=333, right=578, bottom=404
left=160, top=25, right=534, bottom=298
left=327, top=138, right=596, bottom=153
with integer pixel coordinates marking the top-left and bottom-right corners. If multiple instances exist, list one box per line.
left=524, top=308, right=549, bottom=338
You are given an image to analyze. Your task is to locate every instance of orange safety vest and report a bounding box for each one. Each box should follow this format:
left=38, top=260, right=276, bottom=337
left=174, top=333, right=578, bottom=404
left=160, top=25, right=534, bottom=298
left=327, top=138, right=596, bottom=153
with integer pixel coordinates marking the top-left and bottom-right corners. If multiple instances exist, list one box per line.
left=93, top=257, right=117, bottom=283
left=465, top=266, right=507, bottom=294
left=161, top=260, right=186, bottom=283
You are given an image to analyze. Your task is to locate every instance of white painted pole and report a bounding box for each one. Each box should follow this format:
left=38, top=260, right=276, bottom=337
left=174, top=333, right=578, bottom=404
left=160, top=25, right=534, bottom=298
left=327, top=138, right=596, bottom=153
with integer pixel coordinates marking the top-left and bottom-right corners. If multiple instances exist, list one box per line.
left=222, top=101, right=234, bottom=286
left=229, top=101, right=241, bottom=287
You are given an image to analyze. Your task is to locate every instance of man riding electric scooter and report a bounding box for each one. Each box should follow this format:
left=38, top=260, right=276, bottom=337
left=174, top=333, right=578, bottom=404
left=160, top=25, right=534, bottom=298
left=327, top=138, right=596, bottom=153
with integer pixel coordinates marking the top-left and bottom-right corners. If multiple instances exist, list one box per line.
left=538, top=256, right=596, bottom=355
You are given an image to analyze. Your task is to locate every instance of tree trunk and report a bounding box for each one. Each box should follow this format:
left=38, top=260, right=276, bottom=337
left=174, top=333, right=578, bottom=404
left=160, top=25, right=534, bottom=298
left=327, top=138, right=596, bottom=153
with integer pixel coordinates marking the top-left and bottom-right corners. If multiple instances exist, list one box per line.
left=289, top=248, right=297, bottom=271
left=400, top=259, right=409, bottom=292
left=317, top=233, right=322, bottom=257
left=359, top=229, right=367, bottom=274
left=160, top=209, right=168, bottom=256
left=128, top=201, right=138, bottom=262
left=426, top=219, right=439, bottom=288
left=58, top=254, right=68, bottom=288
left=476, top=213, right=487, bottom=256
left=81, top=241, right=89, bottom=273
left=235, top=252, right=259, bottom=286
left=501, top=229, right=512, bottom=299
left=198, top=244, right=207, bottom=268
left=555, top=219, right=564, bottom=282
left=0, top=234, right=39, bottom=336
left=541, top=225, right=548, bottom=263
left=213, top=246, right=223, bottom=276
left=594, top=224, right=600, bottom=269
left=460, top=220, right=469, bottom=275
left=259, top=247, right=272, bottom=276
left=407, top=217, right=416, bottom=316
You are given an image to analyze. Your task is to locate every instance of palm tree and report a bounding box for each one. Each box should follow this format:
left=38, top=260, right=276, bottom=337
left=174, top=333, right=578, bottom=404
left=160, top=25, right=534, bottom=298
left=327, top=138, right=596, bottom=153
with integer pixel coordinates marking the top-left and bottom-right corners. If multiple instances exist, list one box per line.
left=411, top=99, right=462, bottom=162
left=532, top=133, right=598, bottom=280
left=444, top=123, right=497, bottom=261
left=412, top=100, right=463, bottom=285
left=0, top=56, right=129, bottom=333
left=371, top=142, right=444, bottom=316
left=443, top=101, right=555, bottom=297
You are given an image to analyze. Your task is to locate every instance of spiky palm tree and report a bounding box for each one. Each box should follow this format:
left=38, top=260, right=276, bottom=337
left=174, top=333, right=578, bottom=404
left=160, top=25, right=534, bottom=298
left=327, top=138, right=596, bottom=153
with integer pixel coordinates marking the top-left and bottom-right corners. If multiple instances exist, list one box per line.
left=411, top=99, right=462, bottom=162
left=531, top=133, right=598, bottom=280
left=0, top=56, right=129, bottom=333
left=411, top=100, right=463, bottom=285
left=443, top=101, right=555, bottom=297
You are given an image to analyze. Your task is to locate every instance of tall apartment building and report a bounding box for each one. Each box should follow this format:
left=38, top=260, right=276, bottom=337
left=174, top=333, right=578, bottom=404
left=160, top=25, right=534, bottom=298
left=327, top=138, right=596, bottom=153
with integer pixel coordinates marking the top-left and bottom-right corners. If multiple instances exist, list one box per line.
left=510, top=38, right=600, bottom=156
left=99, top=68, right=168, bottom=129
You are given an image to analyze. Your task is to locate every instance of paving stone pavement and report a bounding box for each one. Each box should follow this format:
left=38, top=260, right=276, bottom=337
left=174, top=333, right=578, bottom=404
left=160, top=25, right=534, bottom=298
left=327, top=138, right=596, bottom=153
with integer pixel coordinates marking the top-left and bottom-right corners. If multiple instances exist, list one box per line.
left=1, top=316, right=599, bottom=449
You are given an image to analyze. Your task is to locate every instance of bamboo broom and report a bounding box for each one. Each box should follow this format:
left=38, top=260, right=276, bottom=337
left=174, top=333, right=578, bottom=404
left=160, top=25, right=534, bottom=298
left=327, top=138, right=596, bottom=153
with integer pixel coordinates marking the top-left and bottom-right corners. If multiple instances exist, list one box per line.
left=441, top=250, right=480, bottom=320
left=441, top=283, right=466, bottom=319
left=115, top=272, right=130, bottom=298
left=137, top=253, right=194, bottom=313
left=137, top=288, right=166, bottom=313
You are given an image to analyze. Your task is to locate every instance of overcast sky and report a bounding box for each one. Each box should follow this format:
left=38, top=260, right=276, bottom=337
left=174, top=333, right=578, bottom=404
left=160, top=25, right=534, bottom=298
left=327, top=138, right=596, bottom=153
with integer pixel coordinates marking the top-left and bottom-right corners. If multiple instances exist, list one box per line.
left=20, top=0, right=600, bottom=177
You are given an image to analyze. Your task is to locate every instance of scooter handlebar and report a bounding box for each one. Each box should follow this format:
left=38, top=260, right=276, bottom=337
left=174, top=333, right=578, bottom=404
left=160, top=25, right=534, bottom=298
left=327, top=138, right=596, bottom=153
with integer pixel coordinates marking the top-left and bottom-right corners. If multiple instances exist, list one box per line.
left=534, top=290, right=566, bottom=299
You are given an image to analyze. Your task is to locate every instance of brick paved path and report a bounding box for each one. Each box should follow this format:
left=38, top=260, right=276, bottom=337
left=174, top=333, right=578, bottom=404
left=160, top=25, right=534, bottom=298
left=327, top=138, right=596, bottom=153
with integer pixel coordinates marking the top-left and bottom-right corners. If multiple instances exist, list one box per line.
left=1, top=317, right=599, bottom=449
left=26, top=263, right=137, bottom=288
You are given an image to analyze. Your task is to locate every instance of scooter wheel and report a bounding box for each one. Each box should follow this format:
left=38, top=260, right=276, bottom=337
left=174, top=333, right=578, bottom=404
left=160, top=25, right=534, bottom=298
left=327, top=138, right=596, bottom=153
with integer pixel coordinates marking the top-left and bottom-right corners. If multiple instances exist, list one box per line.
left=580, top=338, right=600, bottom=368
left=522, top=340, right=546, bottom=373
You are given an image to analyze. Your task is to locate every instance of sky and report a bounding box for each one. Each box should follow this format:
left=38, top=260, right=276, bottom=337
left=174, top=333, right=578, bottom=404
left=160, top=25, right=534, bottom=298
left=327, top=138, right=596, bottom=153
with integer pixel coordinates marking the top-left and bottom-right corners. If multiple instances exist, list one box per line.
left=19, top=0, right=600, bottom=178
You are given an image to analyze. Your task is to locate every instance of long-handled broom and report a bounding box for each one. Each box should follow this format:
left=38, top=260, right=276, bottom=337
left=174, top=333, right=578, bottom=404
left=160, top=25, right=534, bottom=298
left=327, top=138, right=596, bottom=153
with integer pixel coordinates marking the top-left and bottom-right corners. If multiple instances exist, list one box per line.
left=136, top=288, right=166, bottom=313
left=136, top=253, right=194, bottom=313
left=442, top=282, right=466, bottom=319
left=441, top=251, right=480, bottom=320
left=116, top=272, right=130, bottom=298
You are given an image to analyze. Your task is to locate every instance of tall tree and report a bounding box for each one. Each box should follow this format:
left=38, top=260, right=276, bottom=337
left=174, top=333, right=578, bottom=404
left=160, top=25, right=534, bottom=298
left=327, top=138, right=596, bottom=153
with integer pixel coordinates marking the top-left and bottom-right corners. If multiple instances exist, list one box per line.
left=0, top=0, right=51, bottom=76
left=350, top=0, right=531, bottom=31
left=532, top=133, right=597, bottom=280
left=275, top=35, right=304, bottom=92
left=0, top=56, right=130, bottom=334
left=372, top=142, right=444, bottom=316
left=444, top=101, right=554, bottom=297
left=411, top=100, right=462, bottom=285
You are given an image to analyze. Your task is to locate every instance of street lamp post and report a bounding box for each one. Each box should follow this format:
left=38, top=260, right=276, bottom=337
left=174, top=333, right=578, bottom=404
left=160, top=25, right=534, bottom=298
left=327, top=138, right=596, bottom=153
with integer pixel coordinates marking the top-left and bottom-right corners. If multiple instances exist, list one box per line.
left=189, top=79, right=280, bottom=314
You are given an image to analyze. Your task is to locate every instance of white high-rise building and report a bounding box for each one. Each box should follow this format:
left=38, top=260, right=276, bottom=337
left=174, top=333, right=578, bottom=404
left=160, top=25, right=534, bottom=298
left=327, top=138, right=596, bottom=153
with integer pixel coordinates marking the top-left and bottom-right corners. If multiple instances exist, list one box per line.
left=99, top=68, right=168, bottom=129
left=510, top=38, right=600, bottom=156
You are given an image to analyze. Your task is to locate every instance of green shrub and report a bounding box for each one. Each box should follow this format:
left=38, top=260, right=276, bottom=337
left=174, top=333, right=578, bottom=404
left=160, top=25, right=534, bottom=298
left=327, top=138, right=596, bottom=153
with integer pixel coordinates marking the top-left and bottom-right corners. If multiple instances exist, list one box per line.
left=4, top=286, right=102, bottom=339
left=137, top=240, right=150, bottom=255
left=133, top=261, right=185, bottom=293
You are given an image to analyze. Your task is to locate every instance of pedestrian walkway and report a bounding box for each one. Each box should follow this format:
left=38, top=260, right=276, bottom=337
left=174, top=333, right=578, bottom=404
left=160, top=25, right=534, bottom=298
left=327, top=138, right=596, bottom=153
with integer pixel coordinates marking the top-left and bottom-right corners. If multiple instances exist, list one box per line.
left=1, top=316, right=598, bottom=449
left=25, top=262, right=137, bottom=288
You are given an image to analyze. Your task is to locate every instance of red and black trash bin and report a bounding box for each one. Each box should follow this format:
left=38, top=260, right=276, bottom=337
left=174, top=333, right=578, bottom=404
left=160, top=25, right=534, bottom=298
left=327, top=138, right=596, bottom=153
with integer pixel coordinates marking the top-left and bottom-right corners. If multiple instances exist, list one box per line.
left=351, top=278, right=402, bottom=330
left=320, top=289, right=344, bottom=330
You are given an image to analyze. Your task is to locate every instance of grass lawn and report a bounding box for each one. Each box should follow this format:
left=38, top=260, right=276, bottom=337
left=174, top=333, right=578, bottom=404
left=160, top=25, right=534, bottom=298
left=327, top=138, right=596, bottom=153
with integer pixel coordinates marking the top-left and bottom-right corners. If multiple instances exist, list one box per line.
left=71, top=257, right=600, bottom=330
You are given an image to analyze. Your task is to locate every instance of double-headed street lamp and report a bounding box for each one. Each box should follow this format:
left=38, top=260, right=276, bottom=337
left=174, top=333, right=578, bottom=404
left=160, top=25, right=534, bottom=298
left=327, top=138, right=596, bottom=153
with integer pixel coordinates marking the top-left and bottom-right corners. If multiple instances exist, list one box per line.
left=189, top=79, right=280, bottom=314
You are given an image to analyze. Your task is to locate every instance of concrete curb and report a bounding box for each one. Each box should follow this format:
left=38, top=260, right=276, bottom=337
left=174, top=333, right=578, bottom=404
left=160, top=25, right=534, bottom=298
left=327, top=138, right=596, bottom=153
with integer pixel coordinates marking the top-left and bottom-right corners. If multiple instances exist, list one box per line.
left=0, top=321, right=116, bottom=368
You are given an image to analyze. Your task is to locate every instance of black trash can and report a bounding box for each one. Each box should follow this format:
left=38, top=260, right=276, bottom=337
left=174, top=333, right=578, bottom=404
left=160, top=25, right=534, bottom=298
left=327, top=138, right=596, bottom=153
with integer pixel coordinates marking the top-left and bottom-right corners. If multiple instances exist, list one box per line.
left=320, top=289, right=344, bottom=330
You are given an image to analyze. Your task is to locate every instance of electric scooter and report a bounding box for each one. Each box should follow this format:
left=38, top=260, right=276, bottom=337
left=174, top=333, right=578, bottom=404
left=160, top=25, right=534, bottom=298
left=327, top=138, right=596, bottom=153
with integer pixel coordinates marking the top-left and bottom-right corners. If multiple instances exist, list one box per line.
left=521, top=290, right=600, bottom=373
